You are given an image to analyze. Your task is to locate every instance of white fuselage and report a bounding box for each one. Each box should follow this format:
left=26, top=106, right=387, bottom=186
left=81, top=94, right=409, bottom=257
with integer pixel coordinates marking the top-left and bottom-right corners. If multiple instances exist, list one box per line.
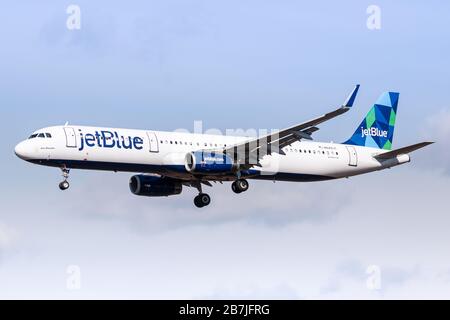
left=14, top=125, right=410, bottom=182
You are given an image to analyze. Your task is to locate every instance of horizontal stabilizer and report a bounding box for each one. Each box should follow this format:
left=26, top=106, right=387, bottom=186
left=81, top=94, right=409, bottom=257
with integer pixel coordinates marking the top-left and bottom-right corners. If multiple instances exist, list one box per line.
left=374, top=141, right=434, bottom=160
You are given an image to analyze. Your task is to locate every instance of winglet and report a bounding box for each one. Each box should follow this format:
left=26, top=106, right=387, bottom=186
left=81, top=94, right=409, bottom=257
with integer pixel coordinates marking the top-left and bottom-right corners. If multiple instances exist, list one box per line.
left=343, top=84, right=360, bottom=108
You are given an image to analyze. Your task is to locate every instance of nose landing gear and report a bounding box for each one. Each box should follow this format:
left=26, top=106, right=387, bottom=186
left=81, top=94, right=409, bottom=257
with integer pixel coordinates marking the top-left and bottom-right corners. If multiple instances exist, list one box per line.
left=59, top=167, right=70, bottom=191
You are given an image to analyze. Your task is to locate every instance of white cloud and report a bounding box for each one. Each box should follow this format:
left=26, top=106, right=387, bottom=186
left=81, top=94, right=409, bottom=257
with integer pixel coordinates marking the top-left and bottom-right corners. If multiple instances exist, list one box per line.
left=205, top=283, right=299, bottom=299
left=0, top=223, right=18, bottom=251
left=417, top=108, right=450, bottom=173
left=424, top=108, right=450, bottom=140
left=1, top=165, right=450, bottom=299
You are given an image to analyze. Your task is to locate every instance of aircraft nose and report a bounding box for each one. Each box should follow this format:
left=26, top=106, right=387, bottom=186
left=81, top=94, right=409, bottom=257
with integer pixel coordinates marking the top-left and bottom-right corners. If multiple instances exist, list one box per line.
left=14, top=141, right=31, bottom=160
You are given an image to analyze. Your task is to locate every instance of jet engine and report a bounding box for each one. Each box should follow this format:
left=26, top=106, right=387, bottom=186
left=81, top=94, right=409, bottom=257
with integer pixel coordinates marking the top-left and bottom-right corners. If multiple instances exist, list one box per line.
left=129, top=175, right=182, bottom=197
left=185, top=151, right=239, bottom=174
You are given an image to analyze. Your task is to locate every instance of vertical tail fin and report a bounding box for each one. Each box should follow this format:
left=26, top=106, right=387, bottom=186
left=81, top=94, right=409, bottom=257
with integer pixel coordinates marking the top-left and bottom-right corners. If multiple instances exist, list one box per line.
left=344, top=91, right=399, bottom=150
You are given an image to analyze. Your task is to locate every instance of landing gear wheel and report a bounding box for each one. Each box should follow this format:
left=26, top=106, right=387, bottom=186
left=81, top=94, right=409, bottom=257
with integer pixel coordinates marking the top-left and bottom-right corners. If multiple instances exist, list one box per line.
left=194, top=193, right=211, bottom=208
left=199, top=193, right=211, bottom=206
left=231, top=181, right=241, bottom=193
left=194, top=195, right=202, bottom=207
left=237, top=179, right=249, bottom=192
left=59, top=180, right=70, bottom=190
left=232, top=179, right=249, bottom=193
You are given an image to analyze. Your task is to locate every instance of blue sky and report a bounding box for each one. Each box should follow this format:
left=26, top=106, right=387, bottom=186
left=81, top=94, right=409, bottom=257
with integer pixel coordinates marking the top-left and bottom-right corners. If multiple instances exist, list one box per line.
left=1, top=1, right=450, bottom=298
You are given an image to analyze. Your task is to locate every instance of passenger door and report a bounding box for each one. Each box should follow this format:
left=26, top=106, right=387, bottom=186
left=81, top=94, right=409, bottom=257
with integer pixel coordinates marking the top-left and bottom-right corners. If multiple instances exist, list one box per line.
left=63, top=127, right=77, bottom=148
left=147, top=132, right=159, bottom=152
left=346, top=146, right=358, bottom=166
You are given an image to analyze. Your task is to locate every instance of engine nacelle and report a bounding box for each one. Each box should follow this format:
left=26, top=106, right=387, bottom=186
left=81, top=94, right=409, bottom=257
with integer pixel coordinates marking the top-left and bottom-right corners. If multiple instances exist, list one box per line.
left=185, top=151, right=238, bottom=174
left=129, top=175, right=182, bottom=197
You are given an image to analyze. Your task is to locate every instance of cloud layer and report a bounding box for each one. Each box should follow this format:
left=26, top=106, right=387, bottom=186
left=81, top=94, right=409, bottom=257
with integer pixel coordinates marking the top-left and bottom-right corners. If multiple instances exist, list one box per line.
left=1, top=161, right=449, bottom=299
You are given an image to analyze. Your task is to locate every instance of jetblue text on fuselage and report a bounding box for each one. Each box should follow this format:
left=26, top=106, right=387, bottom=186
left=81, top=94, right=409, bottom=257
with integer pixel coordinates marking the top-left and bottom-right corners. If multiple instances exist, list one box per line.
left=78, top=130, right=144, bottom=151
left=360, top=127, right=388, bottom=138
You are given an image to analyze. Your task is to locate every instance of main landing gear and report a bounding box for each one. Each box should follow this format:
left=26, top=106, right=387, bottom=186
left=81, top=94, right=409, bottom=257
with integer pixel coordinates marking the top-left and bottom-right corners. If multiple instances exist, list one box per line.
left=193, top=182, right=211, bottom=208
left=192, top=178, right=249, bottom=208
left=231, top=179, right=249, bottom=194
left=194, top=193, right=211, bottom=208
left=59, top=167, right=70, bottom=191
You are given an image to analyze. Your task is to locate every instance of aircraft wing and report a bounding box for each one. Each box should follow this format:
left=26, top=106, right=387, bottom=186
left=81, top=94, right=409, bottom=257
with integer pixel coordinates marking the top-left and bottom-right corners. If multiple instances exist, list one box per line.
left=222, top=84, right=360, bottom=168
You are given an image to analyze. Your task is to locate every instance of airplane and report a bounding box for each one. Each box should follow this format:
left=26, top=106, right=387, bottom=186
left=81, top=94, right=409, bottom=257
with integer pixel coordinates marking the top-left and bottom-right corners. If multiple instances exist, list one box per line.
left=14, top=85, right=433, bottom=208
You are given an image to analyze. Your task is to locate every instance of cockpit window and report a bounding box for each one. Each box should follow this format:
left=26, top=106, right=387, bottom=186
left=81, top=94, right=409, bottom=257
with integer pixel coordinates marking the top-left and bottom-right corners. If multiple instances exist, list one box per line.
left=28, top=132, right=52, bottom=139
